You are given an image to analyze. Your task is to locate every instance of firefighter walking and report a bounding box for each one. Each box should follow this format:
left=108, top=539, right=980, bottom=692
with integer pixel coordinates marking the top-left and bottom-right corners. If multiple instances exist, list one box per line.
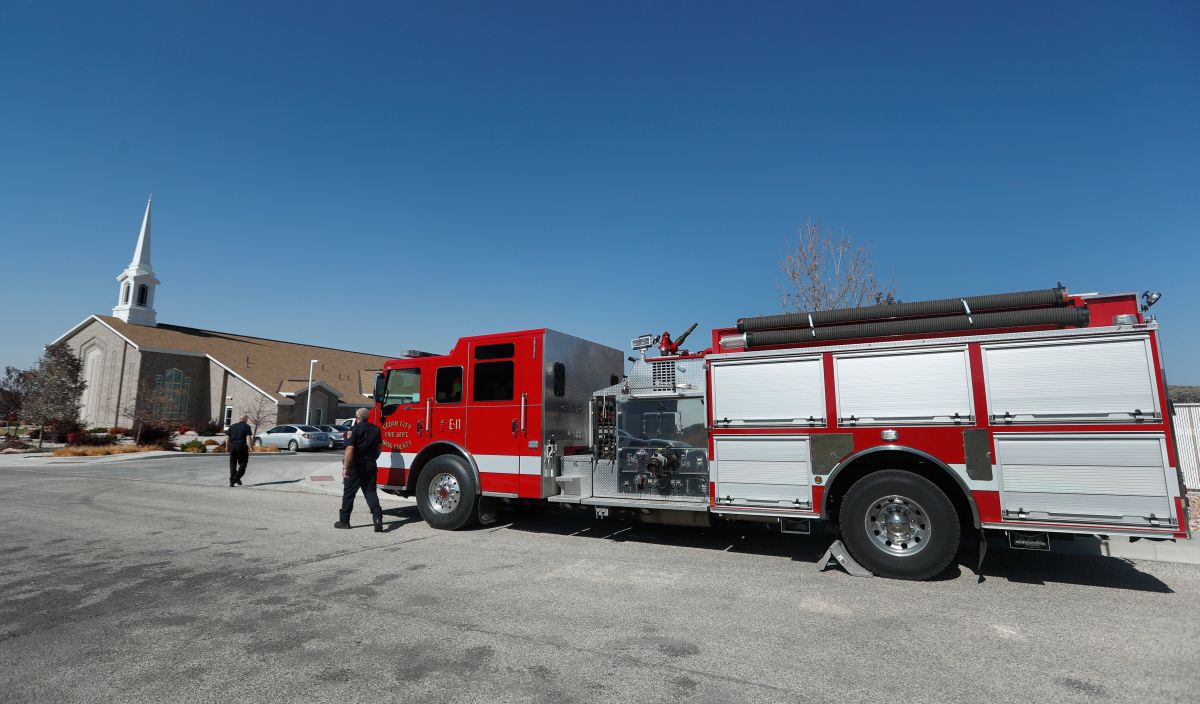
left=224, top=414, right=252, bottom=487
left=335, top=407, right=384, bottom=532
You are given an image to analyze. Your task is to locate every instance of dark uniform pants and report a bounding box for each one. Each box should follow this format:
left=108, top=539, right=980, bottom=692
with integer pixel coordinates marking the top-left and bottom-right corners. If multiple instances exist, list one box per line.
left=229, top=445, right=249, bottom=483
left=340, top=459, right=382, bottom=522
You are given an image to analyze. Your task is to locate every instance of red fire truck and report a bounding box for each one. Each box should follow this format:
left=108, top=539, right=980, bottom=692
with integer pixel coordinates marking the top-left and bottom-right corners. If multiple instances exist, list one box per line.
left=370, top=286, right=1190, bottom=579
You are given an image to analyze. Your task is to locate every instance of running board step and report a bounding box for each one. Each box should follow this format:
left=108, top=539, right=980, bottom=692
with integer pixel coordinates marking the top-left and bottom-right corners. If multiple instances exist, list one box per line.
left=580, top=497, right=709, bottom=512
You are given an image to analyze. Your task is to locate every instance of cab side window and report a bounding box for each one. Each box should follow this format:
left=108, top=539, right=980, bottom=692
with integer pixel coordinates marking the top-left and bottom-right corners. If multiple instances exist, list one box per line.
left=436, top=366, right=463, bottom=403
left=473, top=362, right=513, bottom=401
left=473, top=343, right=514, bottom=402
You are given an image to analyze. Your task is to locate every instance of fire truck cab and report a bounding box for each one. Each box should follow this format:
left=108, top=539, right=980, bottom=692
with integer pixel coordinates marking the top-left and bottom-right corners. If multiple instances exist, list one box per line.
left=372, top=329, right=622, bottom=527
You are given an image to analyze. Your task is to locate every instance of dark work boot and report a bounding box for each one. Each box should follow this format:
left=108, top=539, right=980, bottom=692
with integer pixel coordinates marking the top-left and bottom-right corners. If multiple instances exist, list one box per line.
left=334, top=520, right=351, bottom=529
left=373, top=515, right=383, bottom=533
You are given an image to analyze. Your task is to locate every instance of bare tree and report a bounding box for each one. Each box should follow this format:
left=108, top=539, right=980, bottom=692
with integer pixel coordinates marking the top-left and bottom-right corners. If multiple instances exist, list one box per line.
left=120, top=377, right=186, bottom=445
left=781, top=221, right=897, bottom=313
left=244, top=395, right=277, bottom=438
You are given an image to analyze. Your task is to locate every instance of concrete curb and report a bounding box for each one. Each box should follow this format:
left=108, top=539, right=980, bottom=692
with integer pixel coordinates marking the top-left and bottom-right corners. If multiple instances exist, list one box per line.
left=26, top=450, right=301, bottom=464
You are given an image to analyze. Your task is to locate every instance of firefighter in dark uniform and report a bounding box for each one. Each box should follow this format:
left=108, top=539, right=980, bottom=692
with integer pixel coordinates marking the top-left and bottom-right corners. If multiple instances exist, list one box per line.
left=335, top=407, right=384, bottom=532
left=225, top=414, right=252, bottom=487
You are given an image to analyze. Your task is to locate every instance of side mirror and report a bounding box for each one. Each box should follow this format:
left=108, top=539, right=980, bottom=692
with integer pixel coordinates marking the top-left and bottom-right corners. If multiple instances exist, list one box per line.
left=373, top=372, right=387, bottom=403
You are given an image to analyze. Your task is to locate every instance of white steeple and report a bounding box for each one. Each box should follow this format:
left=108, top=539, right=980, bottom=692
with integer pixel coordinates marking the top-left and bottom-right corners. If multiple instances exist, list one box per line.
left=112, top=196, right=160, bottom=326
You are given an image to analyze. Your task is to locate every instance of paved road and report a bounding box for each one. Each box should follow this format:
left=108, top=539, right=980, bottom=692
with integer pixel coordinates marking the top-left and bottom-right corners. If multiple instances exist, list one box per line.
left=1, top=457, right=1198, bottom=703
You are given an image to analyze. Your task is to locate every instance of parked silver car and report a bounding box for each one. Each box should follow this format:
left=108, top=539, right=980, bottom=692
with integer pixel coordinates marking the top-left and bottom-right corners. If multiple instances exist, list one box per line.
left=254, top=425, right=332, bottom=451
left=316, top=424, right=349, bottom=448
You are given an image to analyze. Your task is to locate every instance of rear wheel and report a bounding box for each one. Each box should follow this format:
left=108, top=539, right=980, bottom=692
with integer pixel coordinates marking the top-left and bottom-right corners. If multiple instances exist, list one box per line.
left=287, top=440, right=298, bottom=452
left=416, top=455, right=478, bottom=530
left=838, top=470, right=960, bottom=580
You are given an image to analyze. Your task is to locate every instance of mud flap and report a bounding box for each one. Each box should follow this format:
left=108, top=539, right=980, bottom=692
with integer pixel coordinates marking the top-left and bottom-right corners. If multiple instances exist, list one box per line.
left=477, top=495, right=499, bottom=526
left=976, top=529, right=988, bottom=583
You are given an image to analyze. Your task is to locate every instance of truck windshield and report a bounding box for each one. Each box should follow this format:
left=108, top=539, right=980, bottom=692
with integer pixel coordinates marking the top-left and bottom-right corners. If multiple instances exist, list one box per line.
left=383, top=368, right=421, bottom=404
left=617, top=397, right=706, bottom=449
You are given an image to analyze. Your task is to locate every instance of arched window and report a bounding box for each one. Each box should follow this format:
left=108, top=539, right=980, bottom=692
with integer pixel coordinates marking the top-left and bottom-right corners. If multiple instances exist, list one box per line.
left=122, top=283, right=131, bottom=305
left=137, top=284, right=149, bottom=307
left=81, top=348, right=104, bottom=425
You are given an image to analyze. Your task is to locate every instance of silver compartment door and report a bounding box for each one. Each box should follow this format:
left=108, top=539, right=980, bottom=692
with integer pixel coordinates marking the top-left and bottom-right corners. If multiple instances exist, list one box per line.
left=982, top=336, right=1160, bottom=423
left=996, top=434, right=1175, bottom=527
left=710, top=356, right=825, bottom=427
left=714, top=436, right=812, bottom=509
left=834, top=347, right=973, bottom=425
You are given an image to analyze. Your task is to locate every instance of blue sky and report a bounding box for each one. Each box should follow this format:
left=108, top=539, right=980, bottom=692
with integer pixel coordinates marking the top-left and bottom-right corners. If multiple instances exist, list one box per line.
left=2, top=1, right=1198, bottom=381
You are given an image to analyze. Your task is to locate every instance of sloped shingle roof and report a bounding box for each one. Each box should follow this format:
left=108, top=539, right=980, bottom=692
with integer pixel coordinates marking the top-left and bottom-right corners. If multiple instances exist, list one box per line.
left=94, top=315, right=388, bottom=404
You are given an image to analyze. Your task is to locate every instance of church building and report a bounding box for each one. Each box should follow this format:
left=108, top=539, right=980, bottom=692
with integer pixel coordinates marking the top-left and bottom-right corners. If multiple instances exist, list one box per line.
left=53, top=198, right=390, bottom=430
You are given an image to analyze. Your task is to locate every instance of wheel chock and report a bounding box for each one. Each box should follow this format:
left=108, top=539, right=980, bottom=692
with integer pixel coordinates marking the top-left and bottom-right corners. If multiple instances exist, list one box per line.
left=818, top=540, right=874, bottom=578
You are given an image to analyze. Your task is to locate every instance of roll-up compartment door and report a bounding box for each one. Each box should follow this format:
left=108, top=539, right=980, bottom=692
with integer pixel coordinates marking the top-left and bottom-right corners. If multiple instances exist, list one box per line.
left=714, top=436, right=812, bottom=509
left=996, top=434, right=1175, bottom=527
left=834, top=348, right=973, bottom=425
left=982, top=337, right=1160, bottom=423
left=710, top=357, right=825, bottom=427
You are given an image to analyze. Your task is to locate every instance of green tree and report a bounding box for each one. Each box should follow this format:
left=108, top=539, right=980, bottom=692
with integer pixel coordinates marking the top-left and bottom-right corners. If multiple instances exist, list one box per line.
left=24, top=342, right=86, bottom=448
left=0, top=366, right=36, bottom=436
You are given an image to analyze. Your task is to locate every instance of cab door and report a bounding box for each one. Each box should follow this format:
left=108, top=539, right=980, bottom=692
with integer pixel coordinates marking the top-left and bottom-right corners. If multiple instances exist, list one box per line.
left=377, top=365, right=430, bottom=485
left=466, top=335, right=538, bottom=496
left=430, top=364, right=466, bottom=448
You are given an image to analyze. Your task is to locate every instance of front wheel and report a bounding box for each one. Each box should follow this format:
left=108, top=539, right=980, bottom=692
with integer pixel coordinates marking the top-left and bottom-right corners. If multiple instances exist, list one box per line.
left=416, top=455, right=478, bottom=530
left=253, top=438, right=262, bottom=448
left=838, top=470, right=961, bottom=580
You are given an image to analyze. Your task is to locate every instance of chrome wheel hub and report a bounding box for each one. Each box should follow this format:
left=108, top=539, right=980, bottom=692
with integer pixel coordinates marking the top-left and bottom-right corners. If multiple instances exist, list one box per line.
left=427, top=472, right=461, bottom=514
left=864, top=494, right=930, bottom=557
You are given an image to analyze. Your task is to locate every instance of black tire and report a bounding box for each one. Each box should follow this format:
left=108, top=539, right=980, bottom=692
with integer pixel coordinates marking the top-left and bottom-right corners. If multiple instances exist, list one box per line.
left=415, top=455, right=478, bottom=530
left=838, top=470, right=960, bottom=580
left=253, top=438, right=262, bottom=447
left=287, top=439, right=298, bottom=452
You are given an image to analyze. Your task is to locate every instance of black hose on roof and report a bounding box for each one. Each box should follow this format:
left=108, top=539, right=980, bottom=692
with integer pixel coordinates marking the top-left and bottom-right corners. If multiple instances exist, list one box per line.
left=737, top=286, right=1068, bottom=333
left=743, top=306, right=1089, bottom=348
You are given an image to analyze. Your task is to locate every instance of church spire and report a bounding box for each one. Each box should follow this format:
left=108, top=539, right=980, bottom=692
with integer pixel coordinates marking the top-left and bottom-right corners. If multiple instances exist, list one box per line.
left=129, top=195, right=152, bottom=273
left=112, top=195, right=160, bottom=326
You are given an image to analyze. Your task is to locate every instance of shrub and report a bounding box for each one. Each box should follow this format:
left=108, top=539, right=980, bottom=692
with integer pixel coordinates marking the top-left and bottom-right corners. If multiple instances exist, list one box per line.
left=2, top=436, right=30, bottom=450
left=27, top=428, right=41, bottom=439
left=109, top=426, right=132, bottom=437
left=52, top=444, right=161, bottom=457
left=88, top=426, right=109, bottom=434
left=48, top=419, right=83, bottom=443
left=196, top=420, right=224, bottom=436
left=203, top=438, right=219, bottom=446
left=213, top=442, right=227, bottom=453
left=134, top=422, right=171, bottom=447
left=177, top=425, right=193, bottom=435
left=252, top=444, right=281, bottom=453
left=182, top=439, right=206, bottom=453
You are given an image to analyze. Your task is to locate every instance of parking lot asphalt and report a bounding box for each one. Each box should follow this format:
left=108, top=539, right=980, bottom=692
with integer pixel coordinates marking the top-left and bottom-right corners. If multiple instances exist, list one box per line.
left=1, top=457, right=1198, bottom=703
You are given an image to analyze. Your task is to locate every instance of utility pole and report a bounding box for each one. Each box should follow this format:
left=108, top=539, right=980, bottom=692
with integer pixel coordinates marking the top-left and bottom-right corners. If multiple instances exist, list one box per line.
left=306, top=359, right=318, bottom=425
